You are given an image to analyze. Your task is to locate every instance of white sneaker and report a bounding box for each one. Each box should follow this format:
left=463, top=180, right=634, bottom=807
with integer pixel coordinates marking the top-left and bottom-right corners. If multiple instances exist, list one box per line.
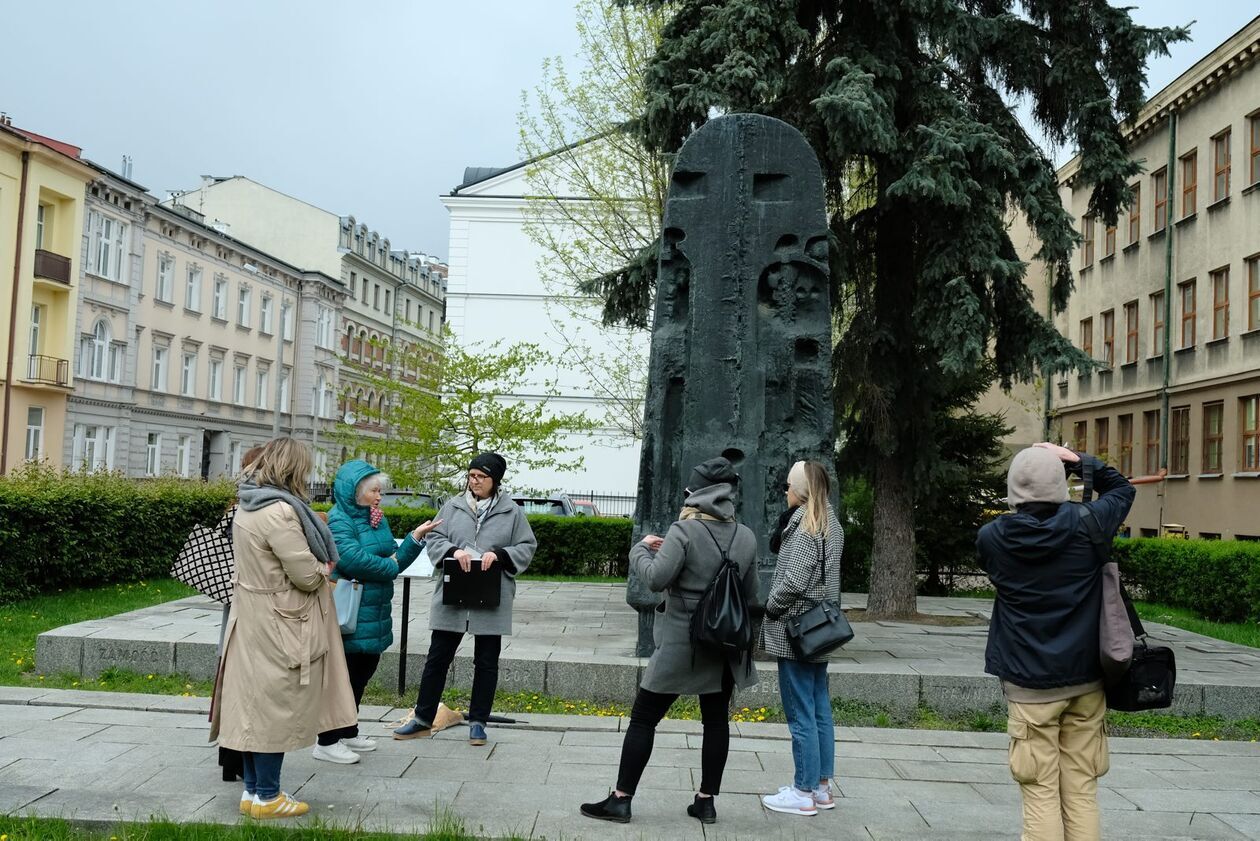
left=341, top=735, right=377, bottom=752
left=763, top=785, right=818, bottom=816
left=312, top=741, right=361, bottom=764
left=813, top=782, right=835, bottom=810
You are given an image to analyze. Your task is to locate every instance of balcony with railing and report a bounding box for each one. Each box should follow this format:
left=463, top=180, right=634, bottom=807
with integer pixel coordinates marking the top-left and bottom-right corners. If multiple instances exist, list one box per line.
left=33, top=249, right=72, bottom=285
left=26, top=354, right=70, bottom=387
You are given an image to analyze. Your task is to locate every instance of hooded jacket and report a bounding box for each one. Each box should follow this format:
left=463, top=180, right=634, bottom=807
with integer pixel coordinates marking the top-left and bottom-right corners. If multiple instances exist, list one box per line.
left=976, top=454, right=1135, bottom=689
left=328, top=460, right=424, bottom=655
left=630, top=482, right=760, bottom=694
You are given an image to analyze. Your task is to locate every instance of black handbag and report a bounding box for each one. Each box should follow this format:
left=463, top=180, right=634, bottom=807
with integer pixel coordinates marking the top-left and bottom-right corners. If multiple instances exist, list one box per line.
left=785, top=536, right=854, bottom=660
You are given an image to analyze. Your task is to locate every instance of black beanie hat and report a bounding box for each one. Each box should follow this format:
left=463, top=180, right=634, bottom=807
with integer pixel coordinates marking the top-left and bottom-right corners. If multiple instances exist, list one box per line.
left=686, top=456, right=739, bottom=493
left=468, top=452, right=507, bottom=484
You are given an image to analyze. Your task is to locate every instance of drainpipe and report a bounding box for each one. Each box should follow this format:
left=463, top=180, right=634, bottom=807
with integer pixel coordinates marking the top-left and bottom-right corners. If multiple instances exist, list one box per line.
left=1, top=150, right=31, bottom=474
left=1159, top=111, right=1177, bottom=470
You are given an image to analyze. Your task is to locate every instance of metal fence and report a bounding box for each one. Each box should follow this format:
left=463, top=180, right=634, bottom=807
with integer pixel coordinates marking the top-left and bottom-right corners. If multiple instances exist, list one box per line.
left=566, top=491, right=637, bottom=518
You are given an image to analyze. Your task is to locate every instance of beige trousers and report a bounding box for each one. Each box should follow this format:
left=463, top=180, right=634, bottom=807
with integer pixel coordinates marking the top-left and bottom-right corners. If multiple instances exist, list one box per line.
left=1007, top=689, right=1109, bottom=841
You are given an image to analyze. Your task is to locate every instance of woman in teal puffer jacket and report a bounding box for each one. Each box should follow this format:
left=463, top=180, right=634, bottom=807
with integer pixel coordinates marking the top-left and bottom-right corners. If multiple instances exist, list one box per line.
left=313, top=459, right=441, bottom=765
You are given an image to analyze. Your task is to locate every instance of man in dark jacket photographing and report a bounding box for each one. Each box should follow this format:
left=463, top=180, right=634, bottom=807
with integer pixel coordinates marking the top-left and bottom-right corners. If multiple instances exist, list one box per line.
left=977, top=442, right=1135, bottom=841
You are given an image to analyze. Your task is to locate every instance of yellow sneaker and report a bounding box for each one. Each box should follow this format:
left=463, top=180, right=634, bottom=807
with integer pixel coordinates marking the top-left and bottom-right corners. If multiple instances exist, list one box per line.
left=239, top=793, right=254, bottom=816
left=251, top=792, right=309, bottom=819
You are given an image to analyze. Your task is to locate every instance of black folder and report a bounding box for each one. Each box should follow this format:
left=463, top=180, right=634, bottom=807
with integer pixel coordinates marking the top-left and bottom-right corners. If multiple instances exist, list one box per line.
left=441, top=558, right=502, bottom=608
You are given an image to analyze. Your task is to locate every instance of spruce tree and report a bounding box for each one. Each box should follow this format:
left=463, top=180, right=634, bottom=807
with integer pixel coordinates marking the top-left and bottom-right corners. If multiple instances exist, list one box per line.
left=605, top=0, right=1187, bottom=617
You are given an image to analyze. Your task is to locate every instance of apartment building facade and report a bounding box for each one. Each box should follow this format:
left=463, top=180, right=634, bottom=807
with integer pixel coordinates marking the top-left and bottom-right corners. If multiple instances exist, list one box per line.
left=64, top=163, right=348, bottom=480
left=169, top=177, right=446, bottom=441
left=0, top=119, right=95, bottom=475
left=1044, top=17, right=1260, bottom=539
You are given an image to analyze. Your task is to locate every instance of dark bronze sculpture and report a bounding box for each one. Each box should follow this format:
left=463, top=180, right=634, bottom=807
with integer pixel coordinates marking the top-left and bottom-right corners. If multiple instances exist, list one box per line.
left=628, top=114, right=833, bottom=655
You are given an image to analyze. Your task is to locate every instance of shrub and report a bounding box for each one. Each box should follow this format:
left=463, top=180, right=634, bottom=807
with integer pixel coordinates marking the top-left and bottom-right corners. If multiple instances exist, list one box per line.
left=0, top=467, right=235, bottom=604
left=1113, top=537, right=1260, bottom=623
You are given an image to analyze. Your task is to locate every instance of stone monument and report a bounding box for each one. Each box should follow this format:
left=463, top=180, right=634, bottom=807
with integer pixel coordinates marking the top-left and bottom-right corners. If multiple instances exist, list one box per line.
left=628, top=114, right=833, bottom=656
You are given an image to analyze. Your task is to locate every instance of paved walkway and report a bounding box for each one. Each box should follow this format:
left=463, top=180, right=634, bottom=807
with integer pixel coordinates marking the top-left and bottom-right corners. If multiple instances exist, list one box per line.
left=37, top=584, right=1260, bottom=717
left=1, top=687, right=1258, bottom=839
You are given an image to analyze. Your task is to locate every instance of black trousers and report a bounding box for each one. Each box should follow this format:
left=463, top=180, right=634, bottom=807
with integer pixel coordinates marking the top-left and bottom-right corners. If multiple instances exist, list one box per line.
left=413, top=630, right=500, bottom=726
left=616, top=667, right=735, bottom=796
left=318, top=652, right=380, bottom=745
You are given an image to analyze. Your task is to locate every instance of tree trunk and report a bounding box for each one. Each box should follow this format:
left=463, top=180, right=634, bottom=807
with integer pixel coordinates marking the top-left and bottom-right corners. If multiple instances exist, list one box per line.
left=865, top=445, right=918, bottom=618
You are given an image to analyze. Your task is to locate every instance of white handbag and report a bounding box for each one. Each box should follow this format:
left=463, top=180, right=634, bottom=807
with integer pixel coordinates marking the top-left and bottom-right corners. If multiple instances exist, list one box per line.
left=332, top=578, right=363, bottom=635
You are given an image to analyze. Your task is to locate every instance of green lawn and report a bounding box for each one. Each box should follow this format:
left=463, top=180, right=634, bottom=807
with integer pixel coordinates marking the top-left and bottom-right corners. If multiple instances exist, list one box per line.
left=1133, top=601, right=1260, bottom=649
left=0, top=813, right=509, bottom=840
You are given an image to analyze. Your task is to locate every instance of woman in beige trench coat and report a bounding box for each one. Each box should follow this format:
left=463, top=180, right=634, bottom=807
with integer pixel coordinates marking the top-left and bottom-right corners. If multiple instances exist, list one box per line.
left=209, top=438, right=357, bottom=820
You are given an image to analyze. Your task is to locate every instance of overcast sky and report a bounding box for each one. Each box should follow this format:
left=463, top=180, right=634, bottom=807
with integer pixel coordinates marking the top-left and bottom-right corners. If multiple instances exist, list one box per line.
left=2, top=2, right=1251, bottom=262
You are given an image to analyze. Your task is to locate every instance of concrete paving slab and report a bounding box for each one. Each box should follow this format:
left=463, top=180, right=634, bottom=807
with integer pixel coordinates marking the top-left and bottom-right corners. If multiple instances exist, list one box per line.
left=0, top=784, right=56, bottom=815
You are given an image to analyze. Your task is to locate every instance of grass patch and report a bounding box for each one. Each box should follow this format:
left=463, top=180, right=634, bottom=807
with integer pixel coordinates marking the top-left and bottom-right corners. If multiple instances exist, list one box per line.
left=1133, top=601, right=1260, bottom=649
left=0, top=578, right=197, bottom=692
left=0, top=812, right=521, bottom=840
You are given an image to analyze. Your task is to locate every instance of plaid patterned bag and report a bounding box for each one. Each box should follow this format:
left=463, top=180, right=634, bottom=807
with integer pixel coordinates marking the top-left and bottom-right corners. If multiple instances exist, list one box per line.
left=172, top=506, right=236, bottom=605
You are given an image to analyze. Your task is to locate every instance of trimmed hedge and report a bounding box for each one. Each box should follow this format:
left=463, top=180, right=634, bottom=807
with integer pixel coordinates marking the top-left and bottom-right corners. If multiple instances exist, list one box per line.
left=314, top=505, right=634, bottom=578
left=0, top=470, right=236, bottom=605
left=1113, top=537, right=1260, bottom=623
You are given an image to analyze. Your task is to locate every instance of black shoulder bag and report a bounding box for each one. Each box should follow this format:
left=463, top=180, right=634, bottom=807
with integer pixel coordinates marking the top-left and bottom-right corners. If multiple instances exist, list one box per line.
left=785, top=533, right=854, bottom=660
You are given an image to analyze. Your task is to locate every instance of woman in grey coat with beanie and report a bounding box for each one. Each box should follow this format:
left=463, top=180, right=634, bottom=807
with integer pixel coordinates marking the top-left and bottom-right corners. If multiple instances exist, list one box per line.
left=581, top=456, right=759, bottom=827
left=393, top=452, right=536, bottom=746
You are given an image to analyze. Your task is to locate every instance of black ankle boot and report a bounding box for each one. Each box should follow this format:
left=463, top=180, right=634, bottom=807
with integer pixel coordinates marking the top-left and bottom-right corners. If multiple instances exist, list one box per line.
left=580, top=792, right=632, bottom=823
left=687, top=794, right=717, bottom=824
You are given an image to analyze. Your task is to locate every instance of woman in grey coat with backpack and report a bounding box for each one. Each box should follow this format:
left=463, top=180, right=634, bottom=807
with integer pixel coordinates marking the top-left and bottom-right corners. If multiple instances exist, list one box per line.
left=580, top=456, right=759, bottom=827
left=761, top=460, right=844, bottom=817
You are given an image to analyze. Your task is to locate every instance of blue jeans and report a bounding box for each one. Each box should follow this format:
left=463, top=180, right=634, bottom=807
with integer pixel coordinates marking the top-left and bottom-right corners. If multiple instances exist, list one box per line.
left=778, top=658, right=835, bottom=792
left=241, top=751, right=284, bottom=800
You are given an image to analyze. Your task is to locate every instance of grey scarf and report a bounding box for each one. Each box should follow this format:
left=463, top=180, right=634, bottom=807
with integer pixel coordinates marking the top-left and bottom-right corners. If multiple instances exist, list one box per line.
left=237, top=480, right=340, bottom=566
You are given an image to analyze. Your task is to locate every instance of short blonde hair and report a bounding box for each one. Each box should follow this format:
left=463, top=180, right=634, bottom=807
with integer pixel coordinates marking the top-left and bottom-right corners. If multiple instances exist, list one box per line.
left=248, top=437, right=313, bottom=499
left=355, top=472, right=390, bottom=504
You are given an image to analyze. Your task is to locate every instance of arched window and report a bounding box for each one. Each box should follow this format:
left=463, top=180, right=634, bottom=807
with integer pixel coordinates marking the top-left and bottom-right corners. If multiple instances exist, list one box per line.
left=358, top=330, right=368, bottom=362
left=354, top=389, right=365, bottom=415
left=81, top=320, right=115, bottom=381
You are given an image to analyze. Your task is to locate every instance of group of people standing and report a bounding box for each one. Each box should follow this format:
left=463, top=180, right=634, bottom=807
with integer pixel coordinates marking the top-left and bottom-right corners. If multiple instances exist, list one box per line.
left=204, top=435, right=1132, bottom=841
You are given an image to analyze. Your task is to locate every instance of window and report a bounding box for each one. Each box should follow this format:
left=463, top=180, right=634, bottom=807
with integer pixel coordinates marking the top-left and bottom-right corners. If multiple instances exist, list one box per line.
left=1096, top=418, right=1110, bottom=463
left=1244, top=395, right=1260, bottom=471
left=1124, top=301, right=1139, bottom=364
left=35, top=204, right=49, bottom=250
left=176, top=435, right=192, bottom=478
left=208, top=358, right=223, bottom=401
left=1128, top=183, right=1141, bottom=243
left=1144, top=410, right=1161, bottom=474
left=233, top=364, right=247, bottom=405
left=279, top=368, right=291, bottom=410
left=1213, top=129, right=1231, bottom=201
left=1118, top=414, right=1134, bottom=476
left=152, top=346, right=169, bottom=392
left=89, top=211, right=127, bottom=282
left=1203, top=403, right=1223, bottom=474
left=1170, top=406, right=1190, bottom=475
left=384, top=289, right=391, bottom=314
left=1211, top=267, right=1229, bottom=340
left=25, top=407, right=44, bottom=462
left=1101, top=310, right=1114, bottom=367
left=1249, top=256, right=1260, bottom=332
left=256, top=369, right=269, bottom=410
left=1153, top=168, right=1167, bottom=231
left=361, top=277, right=368, bottom=304
left=212, top=276, right=228, bottom=320
left=315, top=305, right=333, bottom=349
left=1081, top=215, right=1094, bottom=267
left=229, top=441, right=242, bottom=476
left=282, top=302, right=294, bottom=341
left=1151, top=291, right=1165, bottom=356
left=72, top=424, right=115, bottom=472
left=82, top=320, right=110, bottom=380
left=28, top=304, right=42, bottom=360
left=1181, top=150, right=1197, bottom=216
left=180, top=352, right=196, bottom=397
left=237, top=286, right=251, bottom=328
left=1080, top=317, right=1093, bottom=359
left=1103, top=220, right=1116, bottom=258
left=373, top=284, right=381, bottom=310
left=185, top=266, right=202, bottom=312
left=319, top=377, right=335, bottom=419
left=405, top=299, right=412, bottom=323
left=1179, top=280, right=1196, bottom=348
left=429, top=311, right=436, bottom=333
left=146, top=433, right=161, bottom=477
left=1251, top=114, right=1260, bottom=186
left=260, top=296, right=274, bottom=334
left=156, top=253, right=174, bottom=301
